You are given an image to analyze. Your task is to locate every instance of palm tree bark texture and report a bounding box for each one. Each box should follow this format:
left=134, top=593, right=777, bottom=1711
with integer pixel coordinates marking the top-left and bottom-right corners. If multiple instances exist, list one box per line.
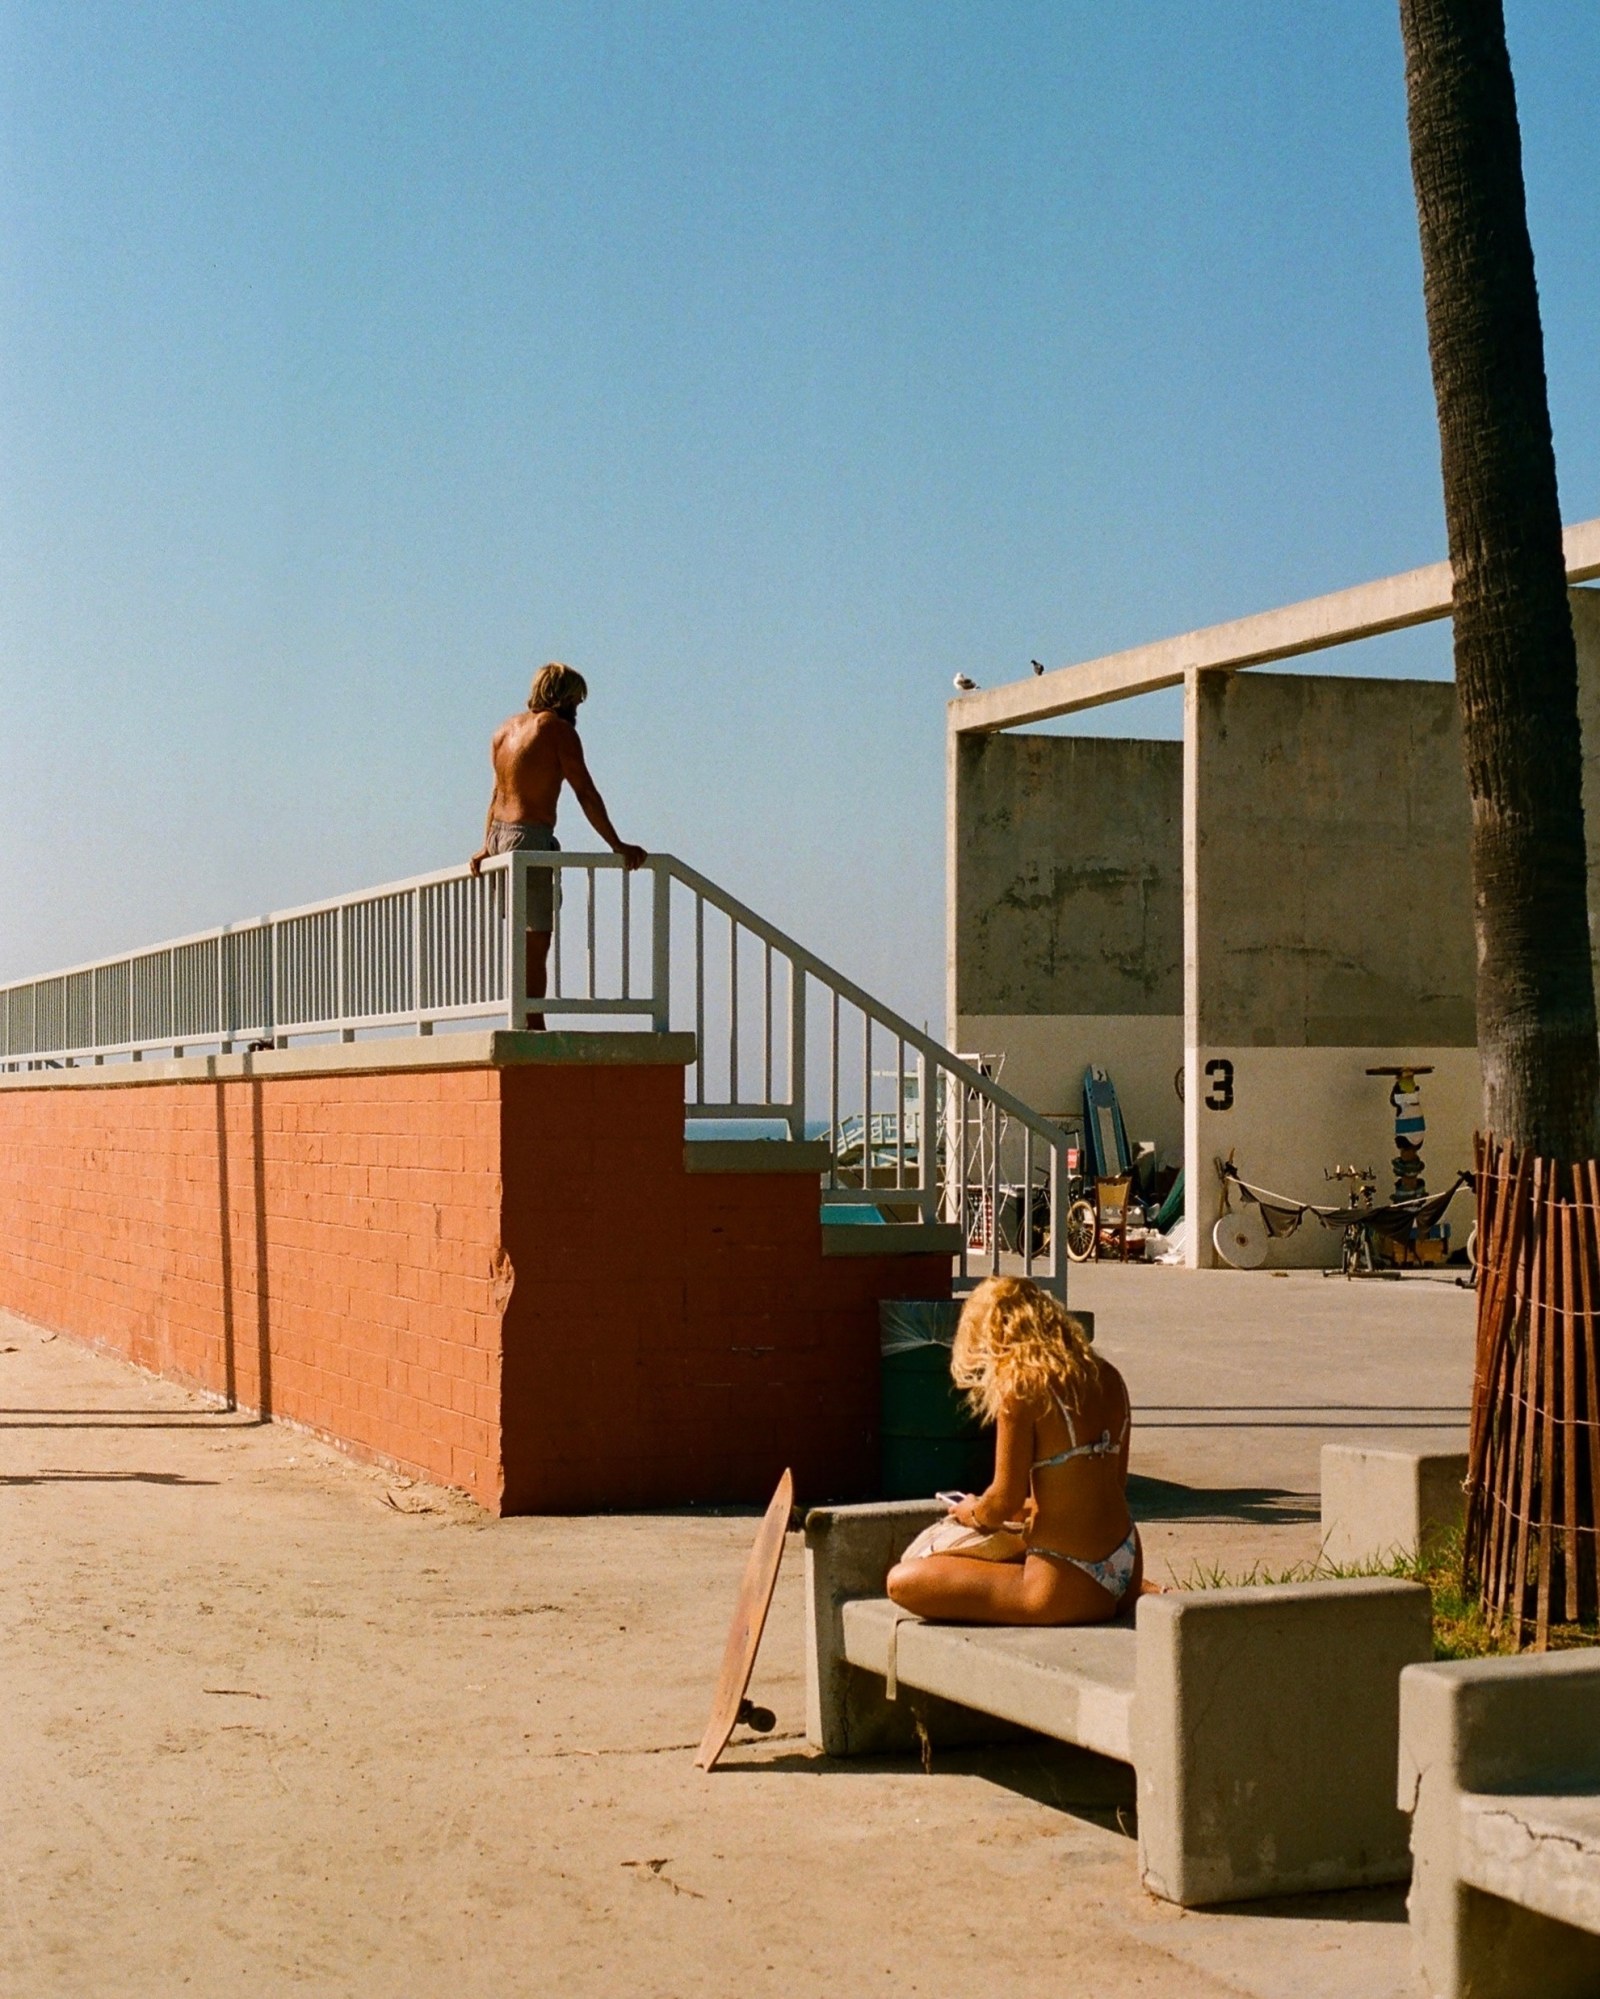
left=1400, top=0, right=1599, bottom=1637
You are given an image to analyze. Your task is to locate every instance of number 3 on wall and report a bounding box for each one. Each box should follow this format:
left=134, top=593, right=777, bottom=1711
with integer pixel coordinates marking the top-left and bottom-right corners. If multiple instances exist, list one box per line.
left=1204, top=1058, right=1235, bottom=1111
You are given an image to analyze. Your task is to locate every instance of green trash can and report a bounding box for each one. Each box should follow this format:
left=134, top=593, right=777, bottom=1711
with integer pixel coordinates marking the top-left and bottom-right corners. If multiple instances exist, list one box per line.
left=878, top=1300, right=990, bottom=1499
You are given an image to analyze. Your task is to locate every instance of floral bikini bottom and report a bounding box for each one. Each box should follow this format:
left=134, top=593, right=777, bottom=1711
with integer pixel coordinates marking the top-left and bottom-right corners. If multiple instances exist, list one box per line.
left=1028, top=1523, right=1139, bottom=1602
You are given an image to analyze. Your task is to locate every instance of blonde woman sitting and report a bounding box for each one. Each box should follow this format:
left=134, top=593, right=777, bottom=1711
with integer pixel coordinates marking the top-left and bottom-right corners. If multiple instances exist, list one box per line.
left=887, top=1276, right=1142, bottom=1626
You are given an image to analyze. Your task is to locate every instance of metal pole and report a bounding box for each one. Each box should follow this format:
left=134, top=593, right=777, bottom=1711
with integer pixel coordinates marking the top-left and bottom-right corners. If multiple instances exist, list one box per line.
left=829, top=992, right=840, bottom=1187
left=763, top=943, right=773, bottom=1103
left=788, top=961, right=806, bottom=1142
left=650, top=861, right=671, bottom=1034
left=506, top=854, right=529, bottom=1031
left=728, top=920, right=739, bottom=1105
left=621, top=867, right=632, bottom=1000
left=694, top=896, right=705, bottom=1102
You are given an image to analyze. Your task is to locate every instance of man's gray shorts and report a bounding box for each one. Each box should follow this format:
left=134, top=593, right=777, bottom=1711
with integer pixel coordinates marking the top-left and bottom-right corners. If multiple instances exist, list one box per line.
left=486, top=820, right=561, bottom=931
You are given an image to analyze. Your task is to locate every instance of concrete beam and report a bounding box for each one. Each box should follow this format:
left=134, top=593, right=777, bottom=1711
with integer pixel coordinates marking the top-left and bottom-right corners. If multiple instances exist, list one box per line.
left=950, top=515, right=1600, bottom=734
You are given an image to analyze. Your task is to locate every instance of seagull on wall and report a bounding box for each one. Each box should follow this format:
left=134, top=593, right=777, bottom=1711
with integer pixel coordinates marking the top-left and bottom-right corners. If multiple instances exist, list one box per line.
left=953, top=674, right=978, bottom=691
left=1031, top=659, right=1045, bottom=675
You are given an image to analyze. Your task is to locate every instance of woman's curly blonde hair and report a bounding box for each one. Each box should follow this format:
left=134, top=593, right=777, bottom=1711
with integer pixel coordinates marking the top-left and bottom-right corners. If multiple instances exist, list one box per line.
left=949, top=1275, right=1098, bottom=1425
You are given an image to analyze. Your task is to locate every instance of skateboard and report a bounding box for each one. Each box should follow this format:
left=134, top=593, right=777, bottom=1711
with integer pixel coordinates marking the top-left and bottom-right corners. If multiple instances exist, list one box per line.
left=693, top=1468, right=793, bottom=1771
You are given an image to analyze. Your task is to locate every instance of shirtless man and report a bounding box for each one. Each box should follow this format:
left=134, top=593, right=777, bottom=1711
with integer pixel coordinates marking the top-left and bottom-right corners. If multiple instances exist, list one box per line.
left=469, top=662, right=646, bottom=1029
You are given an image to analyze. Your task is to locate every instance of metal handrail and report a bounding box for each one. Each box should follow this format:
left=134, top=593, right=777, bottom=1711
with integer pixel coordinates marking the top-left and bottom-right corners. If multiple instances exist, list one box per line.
left=0, top=851, right=1068, bottom=1293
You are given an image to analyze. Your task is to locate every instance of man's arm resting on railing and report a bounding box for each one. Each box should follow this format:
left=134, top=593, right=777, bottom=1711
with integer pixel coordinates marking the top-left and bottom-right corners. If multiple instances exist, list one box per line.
left=560, top=733, right=646, bottom=870
left=468, top=792, right=498, bottom=877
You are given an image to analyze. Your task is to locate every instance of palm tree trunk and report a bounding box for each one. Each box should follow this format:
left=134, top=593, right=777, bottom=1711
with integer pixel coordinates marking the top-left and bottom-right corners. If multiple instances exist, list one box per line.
left=1400, top=0, right=1597, bottom=1156
left=1399, top=0, right=1599, bottom=1639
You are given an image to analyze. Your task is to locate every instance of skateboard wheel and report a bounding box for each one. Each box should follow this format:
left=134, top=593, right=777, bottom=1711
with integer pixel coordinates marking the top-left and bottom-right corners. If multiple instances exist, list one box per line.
left=736, top=1700, right=776, bottom=1734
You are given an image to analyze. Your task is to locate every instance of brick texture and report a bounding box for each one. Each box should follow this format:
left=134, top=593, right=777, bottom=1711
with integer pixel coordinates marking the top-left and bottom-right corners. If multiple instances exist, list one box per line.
left=0, top=1056, right=950, bottom=1512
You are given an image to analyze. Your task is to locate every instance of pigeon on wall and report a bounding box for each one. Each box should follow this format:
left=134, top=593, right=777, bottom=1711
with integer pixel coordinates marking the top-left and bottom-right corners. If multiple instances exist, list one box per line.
left=953, top=674, right=978, bottom=691
left=1031, top=659, right=1045, bottom=675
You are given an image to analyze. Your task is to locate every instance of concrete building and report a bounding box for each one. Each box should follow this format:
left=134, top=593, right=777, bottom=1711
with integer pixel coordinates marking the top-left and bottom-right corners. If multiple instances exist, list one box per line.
left=948, top=519, right=1600, bottom=1267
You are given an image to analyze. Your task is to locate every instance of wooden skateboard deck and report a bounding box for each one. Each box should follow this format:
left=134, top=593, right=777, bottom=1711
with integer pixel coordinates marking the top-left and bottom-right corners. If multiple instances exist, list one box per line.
left=693, top=1468, right=794, bottom=1771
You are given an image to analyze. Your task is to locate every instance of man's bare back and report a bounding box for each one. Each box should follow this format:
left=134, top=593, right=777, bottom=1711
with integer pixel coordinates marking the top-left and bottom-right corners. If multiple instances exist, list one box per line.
left=486, top=708, right=591, bottom=829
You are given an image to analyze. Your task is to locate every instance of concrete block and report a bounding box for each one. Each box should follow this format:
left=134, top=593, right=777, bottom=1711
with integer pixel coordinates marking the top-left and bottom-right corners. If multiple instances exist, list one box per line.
left=1320, top=1443, right=1468, bottom=1566
left=804, top=1501, right=1007, bottom=1756
left=1134, top=1577, right=1433, bottom=1906
left=804, top=1501, right=943, bottom=1755
left=1399, top=1653, right=1600, bottom=1998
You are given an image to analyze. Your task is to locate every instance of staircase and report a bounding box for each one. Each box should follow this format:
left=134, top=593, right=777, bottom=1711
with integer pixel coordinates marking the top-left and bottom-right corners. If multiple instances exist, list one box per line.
left=0, top=851, right=1071, bottom=1296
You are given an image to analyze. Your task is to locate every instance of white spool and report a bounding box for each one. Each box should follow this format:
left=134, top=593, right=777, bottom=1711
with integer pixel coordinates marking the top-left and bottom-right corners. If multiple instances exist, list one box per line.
left=1213, top=1207, right=1268, bottom=1270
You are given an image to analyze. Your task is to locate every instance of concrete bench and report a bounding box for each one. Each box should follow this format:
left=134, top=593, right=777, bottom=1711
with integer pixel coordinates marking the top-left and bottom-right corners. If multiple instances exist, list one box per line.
left=1320, top=1443, right=1468, bottom=1567
left=1400, top=1653, right=1600, bottom=1998
left=806, top=1500, right=1433, bottom=1907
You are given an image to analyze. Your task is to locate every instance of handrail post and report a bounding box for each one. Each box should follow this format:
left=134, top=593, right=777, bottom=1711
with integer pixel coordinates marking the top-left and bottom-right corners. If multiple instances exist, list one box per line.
left=215, top=931, right=226, bottom=1052
left=267, top=920, right=280, bottom=1048
left=506, top=853, right=529, bottom=1031
left=788, top=961, right=806, bottom=1140
left=649, top=859, right=671, bottom=1034
left=336, top=905, right=352, bottom=1043
left=1050, top=1129, right=1068, bottom=1300
left=410, top=885, right=423, bottom=1031
left=916, top=1050, right=933, bottom=1224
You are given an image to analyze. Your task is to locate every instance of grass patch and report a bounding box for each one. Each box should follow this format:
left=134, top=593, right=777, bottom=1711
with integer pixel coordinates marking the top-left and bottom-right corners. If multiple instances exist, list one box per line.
left=1177, top=1534, right=1600, bottom=1660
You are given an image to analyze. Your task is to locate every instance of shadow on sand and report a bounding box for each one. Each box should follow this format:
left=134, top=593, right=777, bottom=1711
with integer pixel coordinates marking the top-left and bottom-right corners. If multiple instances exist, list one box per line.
left=1125, top=1473, right=1319, bottom=1525
left=0, top=1468, right=218, bottom=1487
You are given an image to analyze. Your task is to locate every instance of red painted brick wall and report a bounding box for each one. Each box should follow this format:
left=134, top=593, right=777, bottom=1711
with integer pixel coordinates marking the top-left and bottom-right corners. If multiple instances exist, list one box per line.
left=0, top=1067, right=506, bottom=1504
left=0, top=1053, right=949, bottom=1512
left=496, top=1063, right=949, bottom=1509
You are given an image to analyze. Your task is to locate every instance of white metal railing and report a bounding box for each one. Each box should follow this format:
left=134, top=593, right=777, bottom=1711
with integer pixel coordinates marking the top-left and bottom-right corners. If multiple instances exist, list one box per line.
left=0, top=852, right=1069, bottom=1294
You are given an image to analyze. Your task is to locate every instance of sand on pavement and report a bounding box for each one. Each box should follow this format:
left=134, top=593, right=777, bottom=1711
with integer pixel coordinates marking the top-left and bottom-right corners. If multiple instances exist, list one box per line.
left=0, top=1264, right=1473, bottom=1998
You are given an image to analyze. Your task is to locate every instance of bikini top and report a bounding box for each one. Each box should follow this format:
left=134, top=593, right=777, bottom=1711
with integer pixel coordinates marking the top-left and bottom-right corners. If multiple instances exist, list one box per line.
left=1032, top=1381, right=1130, bottom=1472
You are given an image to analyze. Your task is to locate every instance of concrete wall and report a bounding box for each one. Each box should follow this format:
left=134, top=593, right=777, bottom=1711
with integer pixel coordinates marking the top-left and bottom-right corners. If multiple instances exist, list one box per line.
left=1184, top=671, right=1477, bottom=1266
left=951, top=1012, right=1183, bottom=1165
left=947, top=586, right=1600, bottom=1271
left=949, top=731, right=1183, bottom=1163
left=0, top=1036, right=951, bottom=1510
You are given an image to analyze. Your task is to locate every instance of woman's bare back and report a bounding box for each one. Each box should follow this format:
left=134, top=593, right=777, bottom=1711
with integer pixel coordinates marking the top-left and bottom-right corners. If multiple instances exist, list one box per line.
left=885, top=1358, right=1140, bottom=1627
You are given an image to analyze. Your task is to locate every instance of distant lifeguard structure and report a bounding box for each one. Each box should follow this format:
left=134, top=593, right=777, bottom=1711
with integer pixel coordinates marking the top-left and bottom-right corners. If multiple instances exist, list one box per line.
left=947, top=517, right=1600, bottom=1266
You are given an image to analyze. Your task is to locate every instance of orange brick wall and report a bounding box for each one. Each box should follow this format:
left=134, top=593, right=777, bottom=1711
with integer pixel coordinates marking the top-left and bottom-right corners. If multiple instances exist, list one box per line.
left=0, top=1067, right=507, bottom=1504
left=0, top=1055, right=950, bottom=1512
left=496, top=1064, right=950, bottom=1509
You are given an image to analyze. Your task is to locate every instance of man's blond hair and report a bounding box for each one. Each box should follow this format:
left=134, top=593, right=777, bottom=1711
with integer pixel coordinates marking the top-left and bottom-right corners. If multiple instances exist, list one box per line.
left=528, top=662, right=589, bottom=713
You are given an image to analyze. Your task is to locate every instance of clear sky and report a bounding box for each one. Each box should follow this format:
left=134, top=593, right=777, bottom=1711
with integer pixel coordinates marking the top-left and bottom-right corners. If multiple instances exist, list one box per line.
left=3, top=3, right=1597, bottom=1032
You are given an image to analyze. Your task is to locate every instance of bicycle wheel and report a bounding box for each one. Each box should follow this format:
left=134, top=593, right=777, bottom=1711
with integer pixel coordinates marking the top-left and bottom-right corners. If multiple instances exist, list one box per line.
left=1064, top=1199, right=1098, bottom=1263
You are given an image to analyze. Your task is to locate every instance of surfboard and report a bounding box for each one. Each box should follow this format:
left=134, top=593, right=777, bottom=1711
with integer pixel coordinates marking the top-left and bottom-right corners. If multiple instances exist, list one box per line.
left=1082, top=1066, right=1131, bottom=1182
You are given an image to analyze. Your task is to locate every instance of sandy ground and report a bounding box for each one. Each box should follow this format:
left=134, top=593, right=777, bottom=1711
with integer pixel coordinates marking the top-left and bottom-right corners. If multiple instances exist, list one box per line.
left=0, top=1265, right=1473, bottom=1998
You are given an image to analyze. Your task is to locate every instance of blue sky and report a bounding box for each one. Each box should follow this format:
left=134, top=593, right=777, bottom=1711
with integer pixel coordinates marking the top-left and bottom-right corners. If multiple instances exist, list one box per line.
left=2, top=3, right=1596, bottom=1030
